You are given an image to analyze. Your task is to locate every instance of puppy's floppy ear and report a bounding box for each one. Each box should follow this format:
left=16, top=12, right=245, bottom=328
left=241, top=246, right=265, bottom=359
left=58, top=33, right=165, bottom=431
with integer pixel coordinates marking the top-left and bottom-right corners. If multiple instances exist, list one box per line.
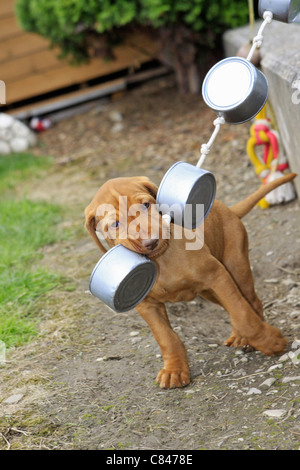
left=85, top=206, right=107, bottom=253
left=141, top=178, right=158, bottom=200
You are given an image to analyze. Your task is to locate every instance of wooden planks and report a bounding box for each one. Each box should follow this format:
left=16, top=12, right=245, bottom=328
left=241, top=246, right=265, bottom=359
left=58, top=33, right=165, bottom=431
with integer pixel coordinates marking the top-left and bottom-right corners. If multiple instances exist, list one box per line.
left=0, top=1, right=158, bottom=106
left=0, top=0, right=14, bottom=17
left=0, top=32, right=50, bottom=63
left=5, top=42, right=157, bottom=103
left=0, top=15, right=23, bottom=40
left=8, top=66, right=170, bottom=119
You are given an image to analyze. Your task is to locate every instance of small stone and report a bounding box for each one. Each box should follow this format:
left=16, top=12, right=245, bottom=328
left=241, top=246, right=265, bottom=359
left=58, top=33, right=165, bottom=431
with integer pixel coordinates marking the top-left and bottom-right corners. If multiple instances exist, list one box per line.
left=288, top=350, right=300, bottom=364
left=260, top=378, right=276, bottom=388
left=131, top=337, right=142, bottom=344
left=240, top=357, right=248, bottom=363
left=108, top=110, right=123, bottom=122
left=233, top=368, right=246, bottom=377
left=278, top=353, right=290, bottom=362
left=289, top=311, right=300, bottom=318
left=95, top=356, right=107, bottom=362
left=247, top=387, right=262, bottom=395
left=235, top=350, right=243, bottom=355
left=111, top=122, right=124, bottom=133
left=2, top=393, right=24, bottom=404
left=281, top=376, right=300, bottom=384
left=264, top=278, right=279, bottom=284
left=268, top=363, right=283, bottom=372
left=173, top=326, right=182, bottom=332
left=263, top=409, right=286, bottom=418
left=282, top=279, right=296, bottom=287
left=129, top=331, right=140, bottom=337
left=208, top=343, right=218, bottom=348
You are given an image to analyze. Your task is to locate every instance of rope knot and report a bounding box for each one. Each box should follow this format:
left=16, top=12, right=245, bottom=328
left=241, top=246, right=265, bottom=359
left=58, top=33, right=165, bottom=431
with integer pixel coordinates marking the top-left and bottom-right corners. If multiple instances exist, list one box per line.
left=253, top=33, right=263, bottom=47
left=213, top=116, right=225, bottom=126
left=263, top=11, right=273, bottom=23
left=200, top=143, right=210, bottom=156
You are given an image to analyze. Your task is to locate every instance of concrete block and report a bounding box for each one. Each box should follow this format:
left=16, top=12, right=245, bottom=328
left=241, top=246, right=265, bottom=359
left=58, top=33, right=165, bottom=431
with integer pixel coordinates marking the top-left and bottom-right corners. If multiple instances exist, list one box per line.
left=223, top=21, right=300, bottom=196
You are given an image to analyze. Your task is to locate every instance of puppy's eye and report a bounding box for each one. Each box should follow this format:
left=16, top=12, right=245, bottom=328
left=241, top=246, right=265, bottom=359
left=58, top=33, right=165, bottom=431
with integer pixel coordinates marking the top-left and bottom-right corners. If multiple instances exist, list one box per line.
left=142, top=202, right=150, bottom=210
left=111, top=221, right=119, bottom=229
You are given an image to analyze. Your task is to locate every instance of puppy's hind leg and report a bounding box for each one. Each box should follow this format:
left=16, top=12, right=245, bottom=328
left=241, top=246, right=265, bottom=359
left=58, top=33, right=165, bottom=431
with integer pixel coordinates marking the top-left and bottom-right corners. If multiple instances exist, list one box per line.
left=223, top=219, right=263, bottom=318
left=202, top=255, right=286, bottom=356
left=221, top=218, right=265, bottom=350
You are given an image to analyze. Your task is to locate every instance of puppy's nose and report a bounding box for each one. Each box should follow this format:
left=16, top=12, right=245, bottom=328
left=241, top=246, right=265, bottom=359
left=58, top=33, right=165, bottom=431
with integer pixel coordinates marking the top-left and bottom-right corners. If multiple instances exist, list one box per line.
left=142, top=238, right=159, bottom=251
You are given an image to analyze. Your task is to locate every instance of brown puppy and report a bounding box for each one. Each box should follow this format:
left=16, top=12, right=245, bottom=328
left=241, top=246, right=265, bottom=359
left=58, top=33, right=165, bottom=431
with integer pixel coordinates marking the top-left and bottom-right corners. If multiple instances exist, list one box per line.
left=85, top=172, right=297, bottom=389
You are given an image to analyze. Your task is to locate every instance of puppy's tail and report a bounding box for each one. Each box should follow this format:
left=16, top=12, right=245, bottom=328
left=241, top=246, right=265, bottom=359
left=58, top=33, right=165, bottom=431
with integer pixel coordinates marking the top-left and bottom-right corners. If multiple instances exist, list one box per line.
left=230, top=172, right=297, bottom=219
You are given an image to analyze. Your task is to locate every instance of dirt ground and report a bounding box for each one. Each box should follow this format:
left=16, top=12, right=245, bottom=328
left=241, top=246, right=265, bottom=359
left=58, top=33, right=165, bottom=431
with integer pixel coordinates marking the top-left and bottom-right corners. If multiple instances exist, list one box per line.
left=1, top=76, right=300, bottom=450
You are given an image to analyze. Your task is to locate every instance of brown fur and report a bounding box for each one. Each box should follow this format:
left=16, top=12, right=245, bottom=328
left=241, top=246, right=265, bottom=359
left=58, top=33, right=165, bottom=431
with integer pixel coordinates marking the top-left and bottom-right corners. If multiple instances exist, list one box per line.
left=85, top=172, right=297, bottom=389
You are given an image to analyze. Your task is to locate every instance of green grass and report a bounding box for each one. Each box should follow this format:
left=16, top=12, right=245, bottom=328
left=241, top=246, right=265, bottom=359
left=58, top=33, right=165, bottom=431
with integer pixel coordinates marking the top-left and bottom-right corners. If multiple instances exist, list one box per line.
left=0, top=153, right=66, bottom=347
left=0, top=152, right=53, bottom=191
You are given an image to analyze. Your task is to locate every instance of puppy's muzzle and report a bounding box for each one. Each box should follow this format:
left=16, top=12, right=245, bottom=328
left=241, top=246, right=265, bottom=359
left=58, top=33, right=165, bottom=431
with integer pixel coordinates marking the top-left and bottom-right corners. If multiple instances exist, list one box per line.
left=142, top=238, right=159, bottom=251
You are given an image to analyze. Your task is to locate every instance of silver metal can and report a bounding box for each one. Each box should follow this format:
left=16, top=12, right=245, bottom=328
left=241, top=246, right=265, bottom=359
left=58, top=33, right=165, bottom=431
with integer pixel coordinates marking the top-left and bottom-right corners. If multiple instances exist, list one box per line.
left=259, top=0, right=300, bottom=23
left=89, top=244, right=157, bottom=312
left=157, top=161, right=216, bottom=230
left=202, top=57, right=269, bottom=124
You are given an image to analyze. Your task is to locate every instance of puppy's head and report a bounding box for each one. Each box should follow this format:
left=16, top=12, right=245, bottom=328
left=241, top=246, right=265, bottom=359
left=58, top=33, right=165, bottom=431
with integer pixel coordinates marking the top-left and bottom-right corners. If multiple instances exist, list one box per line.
left=85, top=176, right=169, bottom=258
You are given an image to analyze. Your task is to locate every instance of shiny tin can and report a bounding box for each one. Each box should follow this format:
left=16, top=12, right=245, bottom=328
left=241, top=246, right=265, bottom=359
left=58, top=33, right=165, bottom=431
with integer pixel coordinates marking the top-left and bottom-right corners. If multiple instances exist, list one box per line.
left=157, top=161, right=216, bottom=230
left=259, top=0, right=300, bottom=23
left=89, top=244, right=157, bottom=312
left=202, top=57, right=269, bottom=124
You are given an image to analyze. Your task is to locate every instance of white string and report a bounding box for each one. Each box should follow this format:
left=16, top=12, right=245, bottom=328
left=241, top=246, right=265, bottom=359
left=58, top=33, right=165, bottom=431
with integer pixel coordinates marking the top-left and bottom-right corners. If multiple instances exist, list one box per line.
left=160, top=9, right=274, bottom=231
left=196, top=11, right=273, bottom=170
left=196, top=116, right=225, bottom=168
left=247, top=11, right=273, bottom=62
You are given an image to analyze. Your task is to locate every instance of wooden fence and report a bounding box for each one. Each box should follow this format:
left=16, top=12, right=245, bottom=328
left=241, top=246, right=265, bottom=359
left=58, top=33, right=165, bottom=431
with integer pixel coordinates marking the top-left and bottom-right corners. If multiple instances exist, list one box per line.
left=0, top=0, right=158, bottom=107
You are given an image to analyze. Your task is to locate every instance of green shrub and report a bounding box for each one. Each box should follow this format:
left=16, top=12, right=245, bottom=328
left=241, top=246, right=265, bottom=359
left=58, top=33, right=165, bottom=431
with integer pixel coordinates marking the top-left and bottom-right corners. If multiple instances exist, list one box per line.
left=16, top=0, right=249, bottom=92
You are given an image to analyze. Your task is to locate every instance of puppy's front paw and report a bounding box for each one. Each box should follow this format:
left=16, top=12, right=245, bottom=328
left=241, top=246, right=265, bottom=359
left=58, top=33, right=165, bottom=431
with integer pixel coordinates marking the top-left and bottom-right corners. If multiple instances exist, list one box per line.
left=251, top=323, right=287, bottom=356
left=224, top=333, right=255, bottom=352
left=156, top=367, right=190, bottom=389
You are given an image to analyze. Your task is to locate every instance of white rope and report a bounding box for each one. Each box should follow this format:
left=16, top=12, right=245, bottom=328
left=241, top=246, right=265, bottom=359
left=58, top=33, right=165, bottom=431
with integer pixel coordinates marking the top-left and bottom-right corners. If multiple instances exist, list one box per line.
left=247, top=11, right=273, bottom=62
left=161, top=9, right=274, bottom=228
left=196, top=11, right=273, bottom=170
left=196, top=116, right=225, bottom=168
